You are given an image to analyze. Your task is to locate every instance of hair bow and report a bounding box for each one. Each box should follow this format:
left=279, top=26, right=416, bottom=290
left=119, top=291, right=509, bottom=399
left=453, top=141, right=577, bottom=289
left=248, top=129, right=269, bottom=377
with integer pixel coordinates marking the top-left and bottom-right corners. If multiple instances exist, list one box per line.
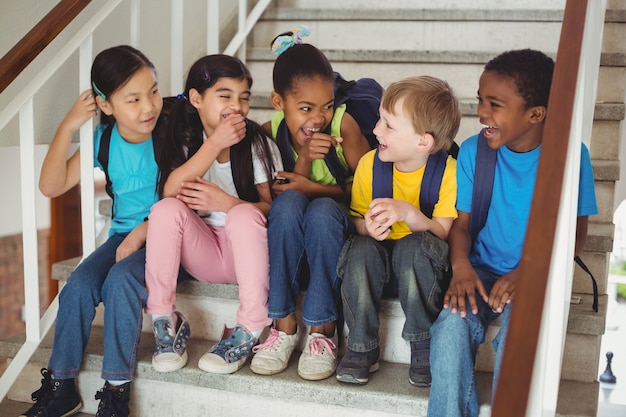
left=271, top=25, right=311, bottom=56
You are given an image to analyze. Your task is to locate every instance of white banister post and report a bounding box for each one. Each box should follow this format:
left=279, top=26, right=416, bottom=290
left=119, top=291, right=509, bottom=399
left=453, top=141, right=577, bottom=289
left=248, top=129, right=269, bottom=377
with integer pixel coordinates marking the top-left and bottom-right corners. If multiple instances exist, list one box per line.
left=207, top=0, right=219, bottom=54
left=171, top=0, right=184, bottom=95
left=19, top=98, right=41, bottom=342
left=130, top=0, right=141, bottom=47
left=237, top=0, right=247, bottom=61
left=79, top=37, right=96, bottom=257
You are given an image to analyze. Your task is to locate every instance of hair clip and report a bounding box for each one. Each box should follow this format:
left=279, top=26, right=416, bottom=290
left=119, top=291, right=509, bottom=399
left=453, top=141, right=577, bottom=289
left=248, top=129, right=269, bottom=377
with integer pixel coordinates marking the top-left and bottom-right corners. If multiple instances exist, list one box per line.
left=271, top=25, right=311, bottom=56
left=176, top=93, right=186, bottom=100
left=202, top=65, right=211, bottom=83
left=91, top=81, right=106, bottom=100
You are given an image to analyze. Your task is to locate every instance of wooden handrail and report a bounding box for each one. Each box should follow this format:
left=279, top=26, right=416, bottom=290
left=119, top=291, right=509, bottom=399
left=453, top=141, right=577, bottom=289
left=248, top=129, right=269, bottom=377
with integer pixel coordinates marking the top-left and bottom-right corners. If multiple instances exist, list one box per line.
left=0, top=0, right=91, bottom=94
left=491, top=0, right=588, bottom=416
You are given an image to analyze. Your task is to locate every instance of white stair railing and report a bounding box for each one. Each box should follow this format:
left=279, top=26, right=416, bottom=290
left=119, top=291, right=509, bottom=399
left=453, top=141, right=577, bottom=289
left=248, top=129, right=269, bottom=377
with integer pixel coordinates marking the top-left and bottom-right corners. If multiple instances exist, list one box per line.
left=0, top=0, right=271, bottom=402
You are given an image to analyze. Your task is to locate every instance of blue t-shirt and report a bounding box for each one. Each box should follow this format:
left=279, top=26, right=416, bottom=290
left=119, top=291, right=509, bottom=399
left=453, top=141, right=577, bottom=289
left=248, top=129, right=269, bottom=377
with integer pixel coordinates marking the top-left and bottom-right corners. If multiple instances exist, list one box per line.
left=93, top=124, right=159, bottom=235
left=457, top=133, right=598, bottom=276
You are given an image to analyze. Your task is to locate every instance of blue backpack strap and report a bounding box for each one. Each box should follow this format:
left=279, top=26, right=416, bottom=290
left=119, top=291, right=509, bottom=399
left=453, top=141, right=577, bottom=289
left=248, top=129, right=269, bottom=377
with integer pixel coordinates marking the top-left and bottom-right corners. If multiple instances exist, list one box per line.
left=469, top=129, right=498, bottom=242
left=275, top=118, right=296, bottom=172
left=420, top=150, right=449, bottom=219
left=372, top=149, right=393, bottom=199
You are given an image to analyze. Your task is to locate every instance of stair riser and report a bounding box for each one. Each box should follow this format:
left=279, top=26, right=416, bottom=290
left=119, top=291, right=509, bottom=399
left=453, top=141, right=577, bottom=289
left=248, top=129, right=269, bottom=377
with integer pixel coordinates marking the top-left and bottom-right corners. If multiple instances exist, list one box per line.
left=250, top=21, right=562, bottom=53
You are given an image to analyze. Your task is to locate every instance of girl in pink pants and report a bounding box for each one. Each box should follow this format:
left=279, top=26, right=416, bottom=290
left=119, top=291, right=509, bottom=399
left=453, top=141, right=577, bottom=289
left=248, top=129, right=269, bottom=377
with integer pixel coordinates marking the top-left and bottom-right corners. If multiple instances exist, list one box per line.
left=145, top=54, right=282, bottom=375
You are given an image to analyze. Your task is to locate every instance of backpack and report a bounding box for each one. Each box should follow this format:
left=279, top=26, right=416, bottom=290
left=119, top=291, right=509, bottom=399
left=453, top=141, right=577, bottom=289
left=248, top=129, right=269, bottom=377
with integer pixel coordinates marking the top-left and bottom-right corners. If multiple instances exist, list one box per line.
left=470, top=129, right=598, bottom=312
left=97, top=96, right=178, bottom=209
left=275, top=72, right=384, bottom=189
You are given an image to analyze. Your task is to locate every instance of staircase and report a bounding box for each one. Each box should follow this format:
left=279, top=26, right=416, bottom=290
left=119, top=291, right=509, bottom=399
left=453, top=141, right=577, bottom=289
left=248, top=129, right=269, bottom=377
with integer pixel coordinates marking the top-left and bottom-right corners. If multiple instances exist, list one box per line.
left=2, top=0, right=624, bottom=416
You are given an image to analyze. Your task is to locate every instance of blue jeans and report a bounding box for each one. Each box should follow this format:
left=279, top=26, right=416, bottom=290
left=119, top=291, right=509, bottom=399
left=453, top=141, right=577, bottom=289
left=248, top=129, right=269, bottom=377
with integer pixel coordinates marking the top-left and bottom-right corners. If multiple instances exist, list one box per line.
left=428, top=266, right=511, bottom=417
left=267, top=190, right=354, bottom=326
left=48, top=233, right=147, bottom=382
left=337, top=232, right=450, bottom=352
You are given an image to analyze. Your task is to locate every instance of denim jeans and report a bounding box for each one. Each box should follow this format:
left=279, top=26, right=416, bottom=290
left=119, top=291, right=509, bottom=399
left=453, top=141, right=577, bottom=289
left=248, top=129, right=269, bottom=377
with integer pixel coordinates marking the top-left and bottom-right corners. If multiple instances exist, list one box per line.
left=428, top=266, right=511, bottom=417
left=267, top=190, right=354, bottom=326
left=48, top=233, right=147, bottom=382
left=337, top=232, right=450, bottom=352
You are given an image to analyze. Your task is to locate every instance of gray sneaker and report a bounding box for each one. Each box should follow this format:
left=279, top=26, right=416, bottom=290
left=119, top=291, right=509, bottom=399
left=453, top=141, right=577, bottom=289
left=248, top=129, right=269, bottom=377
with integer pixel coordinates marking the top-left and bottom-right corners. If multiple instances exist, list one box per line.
left=409, top=339, right=431, bottom=387
left=336, top=346, right=380, bottom=385
left=198, top=325, right=257, bottom=374
left=151, top=311, right=190, bottom=372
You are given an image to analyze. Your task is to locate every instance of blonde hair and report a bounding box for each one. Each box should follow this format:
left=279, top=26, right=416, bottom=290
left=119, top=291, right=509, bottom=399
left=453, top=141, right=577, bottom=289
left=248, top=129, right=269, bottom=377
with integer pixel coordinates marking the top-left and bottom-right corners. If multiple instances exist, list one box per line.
left=381, top=76, right=461, bottom=153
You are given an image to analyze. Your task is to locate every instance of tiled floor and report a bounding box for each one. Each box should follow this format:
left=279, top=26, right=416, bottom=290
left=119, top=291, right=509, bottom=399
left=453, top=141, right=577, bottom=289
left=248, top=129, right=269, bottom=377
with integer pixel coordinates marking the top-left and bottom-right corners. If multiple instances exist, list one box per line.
left=597, top=296, right=626, bottom=417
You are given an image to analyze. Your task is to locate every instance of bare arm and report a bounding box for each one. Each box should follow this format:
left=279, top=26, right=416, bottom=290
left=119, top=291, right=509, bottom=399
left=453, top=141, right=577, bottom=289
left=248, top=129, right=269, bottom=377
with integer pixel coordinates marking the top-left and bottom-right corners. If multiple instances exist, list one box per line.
left=39, top=90, right=97, bottom=197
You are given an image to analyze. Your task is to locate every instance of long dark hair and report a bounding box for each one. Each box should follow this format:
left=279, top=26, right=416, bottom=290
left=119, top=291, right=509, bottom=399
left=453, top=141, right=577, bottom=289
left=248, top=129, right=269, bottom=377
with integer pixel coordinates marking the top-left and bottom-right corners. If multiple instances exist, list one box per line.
left=91, top=45, right=156, bottom=125
left=156, top=54, right=275, bottom=201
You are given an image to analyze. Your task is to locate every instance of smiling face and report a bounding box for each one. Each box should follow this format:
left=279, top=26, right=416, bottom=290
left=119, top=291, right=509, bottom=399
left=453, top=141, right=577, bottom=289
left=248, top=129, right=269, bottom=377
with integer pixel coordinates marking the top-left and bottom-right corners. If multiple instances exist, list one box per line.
left=372, top=98, right=432, bottom=172
left=99, top=66, right=162, bottom=143
left=189, top=77, right=251, bottom=136
left=477, top=70, right=546, bottom=152
left=271, top=75, right=334, bottom=152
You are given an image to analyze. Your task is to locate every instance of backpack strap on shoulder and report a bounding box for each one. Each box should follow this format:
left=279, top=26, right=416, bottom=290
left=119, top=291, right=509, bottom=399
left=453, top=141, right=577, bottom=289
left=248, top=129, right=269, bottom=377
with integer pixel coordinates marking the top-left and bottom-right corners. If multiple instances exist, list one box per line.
left=97, top=124, right=115, bottom=200
left=275, top=118, right=296, bottom=172
left=470, top=129, right=498, bottom=242
left=420, top=150, right=448, bottom=219
left=372, top=149, right=393, bottom=200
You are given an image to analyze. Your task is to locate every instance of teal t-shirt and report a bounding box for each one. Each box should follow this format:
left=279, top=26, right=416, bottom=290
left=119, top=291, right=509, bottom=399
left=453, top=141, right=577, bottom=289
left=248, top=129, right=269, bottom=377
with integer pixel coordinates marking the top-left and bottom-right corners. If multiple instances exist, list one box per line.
left=93, top=124, right=159, bottom=236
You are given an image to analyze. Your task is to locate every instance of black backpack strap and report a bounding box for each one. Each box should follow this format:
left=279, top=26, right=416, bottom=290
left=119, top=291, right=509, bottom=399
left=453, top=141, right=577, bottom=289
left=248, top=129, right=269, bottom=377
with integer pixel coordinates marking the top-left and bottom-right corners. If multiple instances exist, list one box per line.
left=372, top=149, right=394, bottom=199
left=275, top=118, right=296, bottom=173
left=420, top=150, right=448, bottom=219
left=470, top=129, right=498, bottom=242
left=574, top=255, right=599, bottom=312
left=97, top=124, right=115, bottom=200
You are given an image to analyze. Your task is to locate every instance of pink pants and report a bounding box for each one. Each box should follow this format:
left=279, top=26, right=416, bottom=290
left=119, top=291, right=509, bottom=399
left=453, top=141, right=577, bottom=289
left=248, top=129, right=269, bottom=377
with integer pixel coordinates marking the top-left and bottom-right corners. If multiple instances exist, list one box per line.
left=145, top=197, right=271, bottom=332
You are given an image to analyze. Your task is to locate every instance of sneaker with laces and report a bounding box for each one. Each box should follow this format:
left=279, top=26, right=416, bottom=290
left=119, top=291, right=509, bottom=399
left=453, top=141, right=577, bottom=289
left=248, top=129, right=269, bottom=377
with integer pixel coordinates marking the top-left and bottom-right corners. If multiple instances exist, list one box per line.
left=250, top=328, right=298, bottom=375
left=408, top=339, right=431, bottom=387
left=336, top=346, right=380, bottom=385
left=198, top=324, right=257, bottom=374
left=94, top=381, right=130, bottom=417
left=151, top=311, right=190, bottom=372
left=20, top=368, right=82, bottom=417
left=297, top=333, right=337, bottom=381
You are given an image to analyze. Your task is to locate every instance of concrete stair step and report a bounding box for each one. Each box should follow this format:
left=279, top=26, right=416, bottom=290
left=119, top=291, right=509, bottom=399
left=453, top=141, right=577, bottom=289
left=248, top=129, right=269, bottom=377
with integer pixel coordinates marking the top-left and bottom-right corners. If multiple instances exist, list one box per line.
left=273, top=0, right=567, bottom=10
left=0, top=326, right=598, bottom=417
left=50, top=257, right=606, bottom=382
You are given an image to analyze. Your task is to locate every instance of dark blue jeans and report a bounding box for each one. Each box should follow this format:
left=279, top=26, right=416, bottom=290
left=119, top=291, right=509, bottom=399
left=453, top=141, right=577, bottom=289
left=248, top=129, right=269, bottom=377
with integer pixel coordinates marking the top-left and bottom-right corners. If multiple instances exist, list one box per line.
left=267, top=190, right=354, bottom=326
left=337, top=232, right=450, bottom=352
left=48, top=233, right=147, bottom=382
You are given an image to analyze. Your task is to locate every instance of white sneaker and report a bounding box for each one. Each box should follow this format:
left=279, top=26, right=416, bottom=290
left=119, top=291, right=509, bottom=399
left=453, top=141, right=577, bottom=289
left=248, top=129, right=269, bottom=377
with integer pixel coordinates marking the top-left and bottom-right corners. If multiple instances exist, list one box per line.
left=297, top=333, right=337, bottom=381
left=250, top=328, right=298, bottom=375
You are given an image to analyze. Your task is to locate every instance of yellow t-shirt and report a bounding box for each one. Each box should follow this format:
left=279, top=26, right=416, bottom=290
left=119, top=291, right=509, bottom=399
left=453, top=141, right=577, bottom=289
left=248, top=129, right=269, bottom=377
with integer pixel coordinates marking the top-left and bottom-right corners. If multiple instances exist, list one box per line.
left=270, top=105, right=351, bottom=185
left=350, top=149, right=458, bottom=240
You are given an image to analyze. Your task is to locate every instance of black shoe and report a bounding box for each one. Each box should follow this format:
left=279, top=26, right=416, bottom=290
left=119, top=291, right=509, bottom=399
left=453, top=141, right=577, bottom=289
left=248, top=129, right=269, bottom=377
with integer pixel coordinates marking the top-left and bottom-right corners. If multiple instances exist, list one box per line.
left=95, top=381, right=131, bottom=417
left=20, top=368, right=82, bottom=417
left=336, top=346, right=380, bottom=385
left=409, top=339, right=431, bottom=387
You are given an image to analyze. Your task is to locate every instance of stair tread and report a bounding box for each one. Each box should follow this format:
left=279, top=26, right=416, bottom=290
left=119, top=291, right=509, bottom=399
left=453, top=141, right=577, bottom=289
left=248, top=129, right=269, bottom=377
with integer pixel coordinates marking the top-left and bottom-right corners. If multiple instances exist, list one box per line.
left=0, top=326, right=598, bottom=417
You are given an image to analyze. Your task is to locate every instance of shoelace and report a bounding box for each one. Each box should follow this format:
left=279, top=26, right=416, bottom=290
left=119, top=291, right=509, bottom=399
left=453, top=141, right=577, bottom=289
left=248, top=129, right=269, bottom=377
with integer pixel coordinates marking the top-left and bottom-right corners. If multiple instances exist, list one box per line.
left=308, top=336, right=336, bottom=358
left=153, top=320, right=175, bottom=351
left=252, top=328, right=281, bottom=353
left=95, top=387, right=123, bottom=417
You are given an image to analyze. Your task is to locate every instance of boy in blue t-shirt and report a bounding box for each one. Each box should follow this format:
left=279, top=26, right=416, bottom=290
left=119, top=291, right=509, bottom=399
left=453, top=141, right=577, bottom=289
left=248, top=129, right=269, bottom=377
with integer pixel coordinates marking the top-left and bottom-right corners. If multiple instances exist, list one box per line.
left=427, top=49, right=598, bottom=417
left=336, top=76, right=461, bottom=386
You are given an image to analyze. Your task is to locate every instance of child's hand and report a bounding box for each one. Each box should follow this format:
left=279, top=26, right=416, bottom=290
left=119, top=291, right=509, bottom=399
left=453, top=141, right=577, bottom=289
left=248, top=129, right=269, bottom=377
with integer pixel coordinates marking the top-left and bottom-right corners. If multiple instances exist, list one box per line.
left=206, top=113, right=247, bottom=151
left=299, top=133, right=343, bottom=161
left=364, top=198, right=418, bottom=240
left=115, top=224, right=147, bottom=262
left=271, top=171, right=311, bottom=195
left=443, top=263, right=489, bottom=318
left=488, top=268, right=518, bottom=313
left=177, top=176, right=237, bottom=213
left=60, top=90, right=98, bottom=133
